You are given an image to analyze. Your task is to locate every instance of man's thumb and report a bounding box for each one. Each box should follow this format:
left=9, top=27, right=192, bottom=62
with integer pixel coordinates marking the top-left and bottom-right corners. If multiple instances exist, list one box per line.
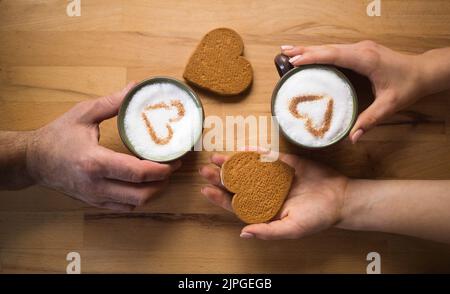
left=81, top=82, right=136, bottom=123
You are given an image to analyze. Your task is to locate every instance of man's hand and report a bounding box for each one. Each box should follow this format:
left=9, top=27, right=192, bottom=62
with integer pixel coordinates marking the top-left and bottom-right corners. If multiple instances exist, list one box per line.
left=22, top=83, right=181, bottom=211
left=199, top=150, right=348, bottom=240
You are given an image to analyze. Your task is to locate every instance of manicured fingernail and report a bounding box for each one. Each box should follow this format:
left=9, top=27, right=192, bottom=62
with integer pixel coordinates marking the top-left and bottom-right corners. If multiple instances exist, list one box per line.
left=289, top=55, right=302, bottom=64
left=281, top=45, right=294, bottom=51
left=351, top=129, right=364, bottom=144
left=240, top=232, right=254, bottom=239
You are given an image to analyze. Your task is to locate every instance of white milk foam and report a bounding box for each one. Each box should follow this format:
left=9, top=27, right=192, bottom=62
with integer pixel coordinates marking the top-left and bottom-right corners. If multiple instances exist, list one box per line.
left=124, top=82, right=203, bottom=161
left=274, top=67, right=354, bottom=147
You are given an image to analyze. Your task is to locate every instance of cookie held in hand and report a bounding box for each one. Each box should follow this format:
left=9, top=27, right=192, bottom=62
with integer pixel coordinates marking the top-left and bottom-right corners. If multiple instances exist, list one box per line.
left=221, top=152, right=295, bottom=224
left=183, top=28, right=253, bottom=96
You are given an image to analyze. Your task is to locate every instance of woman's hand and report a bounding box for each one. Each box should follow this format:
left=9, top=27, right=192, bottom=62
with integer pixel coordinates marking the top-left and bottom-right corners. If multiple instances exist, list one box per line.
left=199, top=151, right=349, bottom=240
left=281, top=41, right=428, bottom=143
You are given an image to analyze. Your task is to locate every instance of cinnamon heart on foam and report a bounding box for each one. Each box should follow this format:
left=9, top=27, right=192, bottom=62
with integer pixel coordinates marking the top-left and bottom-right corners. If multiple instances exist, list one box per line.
left=289, top=94, right=334, bottom=138
left=183, top=28, right=253, bottom=96
left=141, top=100, right=185, bottom=145
left=221, top=152, right=295, bottom=224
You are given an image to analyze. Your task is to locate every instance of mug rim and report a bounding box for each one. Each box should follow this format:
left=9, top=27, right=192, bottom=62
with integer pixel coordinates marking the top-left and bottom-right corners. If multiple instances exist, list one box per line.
left=117, top=76, right=205, bottom=163
left=271, top=65, right=358, bottom=149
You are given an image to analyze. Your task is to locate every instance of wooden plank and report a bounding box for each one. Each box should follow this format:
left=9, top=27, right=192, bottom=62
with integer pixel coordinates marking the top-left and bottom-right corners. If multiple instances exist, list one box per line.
left=1, top=30, right=449, bottom=68
left=81, top=213, right=450, bottom=273
left=0, top=212, right=83, bottom=249
left=0, top=66, right=127, bottom=130
left=122, top=0, right=450, bottom=38
left=0, top=0, right=123, bottom=31
left=0, top=249, right=81, bottom=273
left=3, top=0, right=450, bottom=37
left=0, top=66, right=127, bottom=101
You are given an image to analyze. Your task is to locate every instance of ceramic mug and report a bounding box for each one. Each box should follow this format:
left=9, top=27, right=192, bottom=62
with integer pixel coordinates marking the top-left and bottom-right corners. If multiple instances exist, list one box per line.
left=271, top=54, right=358, bottom=149
left=117, top=77, right=204, bottom=162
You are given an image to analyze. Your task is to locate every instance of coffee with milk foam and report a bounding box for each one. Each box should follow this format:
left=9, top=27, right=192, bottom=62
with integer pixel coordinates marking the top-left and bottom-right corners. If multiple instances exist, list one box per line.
left=124, top=82, right=203, bottom=161
left=274, top=67, right=355, bottom=147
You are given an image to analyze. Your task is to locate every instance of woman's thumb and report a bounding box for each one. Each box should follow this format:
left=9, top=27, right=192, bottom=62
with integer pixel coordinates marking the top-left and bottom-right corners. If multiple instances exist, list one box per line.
left=349, top=97, right=393, bottom=144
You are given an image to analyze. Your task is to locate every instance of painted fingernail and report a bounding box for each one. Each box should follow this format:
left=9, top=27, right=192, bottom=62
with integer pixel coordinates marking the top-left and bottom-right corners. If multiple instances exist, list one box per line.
left=240, top=232, right=254, bottom=239
left=351, top=129, right=364, bottom=144
left=289, top=55, right=302, bottom=64
left=281, top=45, right=294, bottom=51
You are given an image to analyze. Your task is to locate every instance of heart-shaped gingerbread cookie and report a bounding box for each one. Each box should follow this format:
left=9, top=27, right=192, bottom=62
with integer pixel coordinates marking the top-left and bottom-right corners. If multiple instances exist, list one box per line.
left=221, top=152, right=295, bottom=224
left=183, top=28, right=253, bottom=96
left=141, top=100, right=185, bottom=145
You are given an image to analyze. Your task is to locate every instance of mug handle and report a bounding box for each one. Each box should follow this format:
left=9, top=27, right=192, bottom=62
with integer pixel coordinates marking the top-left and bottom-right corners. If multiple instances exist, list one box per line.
left=274, top=54, right=294, bottom=77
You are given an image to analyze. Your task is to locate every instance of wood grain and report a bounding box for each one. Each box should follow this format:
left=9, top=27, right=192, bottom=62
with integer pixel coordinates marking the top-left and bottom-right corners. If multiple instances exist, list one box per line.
left=0, top=0, right=450, bottom=273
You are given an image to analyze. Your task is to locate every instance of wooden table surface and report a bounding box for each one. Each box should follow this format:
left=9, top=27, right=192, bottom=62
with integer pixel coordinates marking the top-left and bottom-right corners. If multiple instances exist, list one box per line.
left=1, top=0, right=450, bottom=273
